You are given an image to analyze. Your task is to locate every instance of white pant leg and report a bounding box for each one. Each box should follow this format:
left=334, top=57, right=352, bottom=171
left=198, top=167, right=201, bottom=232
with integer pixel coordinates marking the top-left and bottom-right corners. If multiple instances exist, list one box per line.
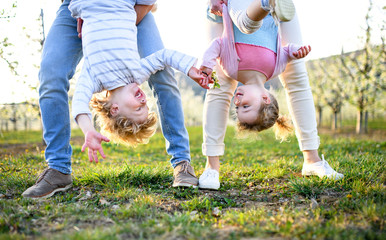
left=202, top=20, right=238, bottom=156
left=279, top=13, right=320, bottom=150
left=202, top=68, right=238, bottom=156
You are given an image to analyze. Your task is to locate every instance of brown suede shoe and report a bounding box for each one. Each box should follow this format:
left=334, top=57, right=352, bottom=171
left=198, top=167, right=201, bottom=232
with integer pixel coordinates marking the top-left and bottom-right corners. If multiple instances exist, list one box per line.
left=172, top=161, right=198, bottom=188
left=22, top=168, right=72, bottom=199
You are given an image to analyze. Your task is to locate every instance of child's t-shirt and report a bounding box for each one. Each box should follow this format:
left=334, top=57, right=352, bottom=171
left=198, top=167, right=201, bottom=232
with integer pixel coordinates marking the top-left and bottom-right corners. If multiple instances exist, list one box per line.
left=233, top=14, right=278, bottom=53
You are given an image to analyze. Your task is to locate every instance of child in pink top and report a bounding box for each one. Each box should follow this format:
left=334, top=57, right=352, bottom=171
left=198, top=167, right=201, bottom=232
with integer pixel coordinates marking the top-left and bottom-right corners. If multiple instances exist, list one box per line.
left=200, top=3, right=310, bottom=139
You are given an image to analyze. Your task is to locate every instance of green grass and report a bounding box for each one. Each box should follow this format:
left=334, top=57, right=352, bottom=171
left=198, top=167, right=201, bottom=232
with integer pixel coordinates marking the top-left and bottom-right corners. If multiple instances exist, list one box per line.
left=0, top=126, right=385, bottom=239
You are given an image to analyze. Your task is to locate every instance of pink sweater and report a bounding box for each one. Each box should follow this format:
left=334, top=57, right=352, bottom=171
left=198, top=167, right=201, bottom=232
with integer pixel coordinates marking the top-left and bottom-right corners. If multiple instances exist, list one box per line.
left=202, top=4, right=300, bottom=81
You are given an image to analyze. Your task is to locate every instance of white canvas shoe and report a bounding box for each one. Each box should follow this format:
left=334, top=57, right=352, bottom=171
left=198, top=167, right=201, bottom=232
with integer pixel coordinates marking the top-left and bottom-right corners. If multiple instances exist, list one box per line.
left=262, top=0, right=296, bottom=22
left=302, top=155, right=344, bottom=180
left=198, top=168, right=220, bottom=190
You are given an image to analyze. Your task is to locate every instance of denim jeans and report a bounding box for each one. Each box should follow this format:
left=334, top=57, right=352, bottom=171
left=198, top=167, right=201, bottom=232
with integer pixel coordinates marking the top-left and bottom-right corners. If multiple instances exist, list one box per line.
left=39, top=0, right=190, bottom=174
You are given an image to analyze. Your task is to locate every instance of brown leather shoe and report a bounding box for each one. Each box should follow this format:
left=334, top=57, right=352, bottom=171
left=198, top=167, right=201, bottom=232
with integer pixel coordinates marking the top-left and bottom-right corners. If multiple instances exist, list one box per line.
left=172, top=161, right=198, bottom=188
left=22, top=168, right=72, bottom=199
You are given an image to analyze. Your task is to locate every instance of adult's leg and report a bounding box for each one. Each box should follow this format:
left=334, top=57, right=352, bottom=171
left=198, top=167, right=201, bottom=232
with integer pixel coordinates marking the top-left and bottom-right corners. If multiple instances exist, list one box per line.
left=202, top=68, right=238, bottom=168
left=39, top=0, right=83, bottom=174
left=22, top=0, right=83, bottom=198
left=199, top=15, right=238, bottom=190
left=279, top=13, right=343, bottom=179
left=136, top=13, right=190, bottom=167
left=279, top=13, right=320, bottom=157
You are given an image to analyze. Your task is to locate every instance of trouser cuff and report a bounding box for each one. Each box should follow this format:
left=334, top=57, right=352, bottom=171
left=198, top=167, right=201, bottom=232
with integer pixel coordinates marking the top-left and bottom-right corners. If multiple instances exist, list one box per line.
left=202, top=143, right=225, bottom=156
left=298, top=136, right=320, bottom=151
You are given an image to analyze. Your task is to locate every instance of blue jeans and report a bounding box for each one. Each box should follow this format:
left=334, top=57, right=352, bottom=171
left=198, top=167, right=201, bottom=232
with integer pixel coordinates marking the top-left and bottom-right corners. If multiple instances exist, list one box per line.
left=39, top=0, right=190, bottom=174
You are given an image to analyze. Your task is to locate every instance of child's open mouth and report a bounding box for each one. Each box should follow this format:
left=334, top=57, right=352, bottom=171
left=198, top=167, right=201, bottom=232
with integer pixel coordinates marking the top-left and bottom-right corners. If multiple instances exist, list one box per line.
left=135, top=89, right=143, bottom=98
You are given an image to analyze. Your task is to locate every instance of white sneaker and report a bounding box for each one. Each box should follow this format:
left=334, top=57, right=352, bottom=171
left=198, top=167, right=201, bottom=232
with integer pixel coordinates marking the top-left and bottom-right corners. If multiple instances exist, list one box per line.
left=262, top=0, right=295, bottom=22
left=302, top=155, right=344, bottom=180
left=198, top=168, right=220, bottom=190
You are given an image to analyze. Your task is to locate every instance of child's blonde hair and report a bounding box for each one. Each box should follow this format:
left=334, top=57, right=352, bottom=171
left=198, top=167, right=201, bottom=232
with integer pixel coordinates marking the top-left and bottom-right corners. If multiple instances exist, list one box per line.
left=90, top=93, right=157, bottom=146
left=237, top=93, right=293, bottom=141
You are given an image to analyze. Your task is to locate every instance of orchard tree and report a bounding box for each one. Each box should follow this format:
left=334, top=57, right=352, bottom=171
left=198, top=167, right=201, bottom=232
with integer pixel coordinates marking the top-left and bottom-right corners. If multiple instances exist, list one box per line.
left=339, top=0, right=385, bottom=133
left=307, top=60, right=327, bottom=127
left=0, top=1, right=18, bottom=75
left=318, top=57, right=348, bottom=131
left=1, top=1, right=45, bottom=131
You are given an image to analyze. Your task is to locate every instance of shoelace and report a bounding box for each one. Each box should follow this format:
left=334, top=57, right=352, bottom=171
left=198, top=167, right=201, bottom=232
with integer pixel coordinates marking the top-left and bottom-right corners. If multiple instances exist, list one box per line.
left=320, top=154, right=334, bottom=175
left=35, top=168, right=50, bottom=184
left=178, top=161, right=189, bottom=174
left=205, top=169, right=218, bottom=178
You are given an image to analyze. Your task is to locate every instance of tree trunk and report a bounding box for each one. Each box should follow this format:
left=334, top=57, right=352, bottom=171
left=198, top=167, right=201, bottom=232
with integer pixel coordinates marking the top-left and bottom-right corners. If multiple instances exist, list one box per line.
left=332, top=111, right=338, bottom=131
left=24, top=117, right=28, bottom=131
left=364, top=111, right=369, bottom=134
left=356, top=110, right=364, bottom=134
left=317, top=106, right=323, bottom=127
left=12, top=114, right=17, bottom=131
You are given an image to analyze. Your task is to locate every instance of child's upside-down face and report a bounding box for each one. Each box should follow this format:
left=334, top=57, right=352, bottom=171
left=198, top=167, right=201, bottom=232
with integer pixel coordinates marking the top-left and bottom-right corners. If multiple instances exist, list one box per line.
left=234, top=85, right=270, bottom=125
left=110, top=83, right=149, bottom=123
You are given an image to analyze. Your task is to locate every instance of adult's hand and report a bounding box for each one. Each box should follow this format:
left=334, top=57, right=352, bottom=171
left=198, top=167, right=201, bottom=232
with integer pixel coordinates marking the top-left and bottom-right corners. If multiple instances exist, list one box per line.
left=77, top=18, right=83, bottom=38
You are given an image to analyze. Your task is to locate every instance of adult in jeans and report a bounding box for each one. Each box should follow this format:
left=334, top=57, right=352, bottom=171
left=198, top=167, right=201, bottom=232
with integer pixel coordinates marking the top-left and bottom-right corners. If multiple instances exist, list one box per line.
left=22, top=0, right=198, bottom=199
left=198, top=0, right=344, bottom=190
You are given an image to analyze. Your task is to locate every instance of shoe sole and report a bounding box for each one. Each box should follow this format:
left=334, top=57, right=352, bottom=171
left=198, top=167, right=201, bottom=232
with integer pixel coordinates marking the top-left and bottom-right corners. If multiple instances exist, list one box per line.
left=302, top=172, right=344, bottom=180
left=24, top=184, right=73, bottom=199
left=172, top=183, right=198, bottom=188
left=198, top=185, right=219, bottom=190
left=274, top=0, right=295, bottom=22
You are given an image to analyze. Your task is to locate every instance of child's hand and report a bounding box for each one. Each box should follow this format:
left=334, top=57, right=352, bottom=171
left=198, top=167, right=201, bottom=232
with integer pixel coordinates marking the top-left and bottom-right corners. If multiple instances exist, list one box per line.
left=188, top=67, right=214, bottom=89
left=293, top=45, right=311, bottom=59
left=81, top=130, right=110, bottom=163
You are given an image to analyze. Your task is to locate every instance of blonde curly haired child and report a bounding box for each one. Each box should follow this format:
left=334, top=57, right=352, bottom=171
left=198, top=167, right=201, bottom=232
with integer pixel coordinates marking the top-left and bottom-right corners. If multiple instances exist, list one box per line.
left=69, top=0, right=209, bottom=162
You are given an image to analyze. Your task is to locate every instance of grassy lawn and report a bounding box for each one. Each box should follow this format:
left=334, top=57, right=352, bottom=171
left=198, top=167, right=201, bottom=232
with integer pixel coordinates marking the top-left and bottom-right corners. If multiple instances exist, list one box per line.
left=0, top=126, right=385, bottom=239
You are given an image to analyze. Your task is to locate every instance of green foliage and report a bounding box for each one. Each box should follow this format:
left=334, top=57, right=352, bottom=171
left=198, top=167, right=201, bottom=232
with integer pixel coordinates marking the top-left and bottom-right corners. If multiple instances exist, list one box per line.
left=0, top=126, right=385, bottom=239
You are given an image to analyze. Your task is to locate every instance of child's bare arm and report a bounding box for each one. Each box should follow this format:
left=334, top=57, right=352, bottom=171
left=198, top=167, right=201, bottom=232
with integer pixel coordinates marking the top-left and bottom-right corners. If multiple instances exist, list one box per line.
left=76, top=114, right=110, bottom=163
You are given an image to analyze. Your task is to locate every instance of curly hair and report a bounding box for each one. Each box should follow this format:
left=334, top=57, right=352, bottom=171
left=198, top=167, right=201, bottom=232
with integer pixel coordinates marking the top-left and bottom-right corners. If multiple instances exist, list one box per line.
left=237, top=92, right=293, bottom=142
left=90, top=92, right=157, bottom=147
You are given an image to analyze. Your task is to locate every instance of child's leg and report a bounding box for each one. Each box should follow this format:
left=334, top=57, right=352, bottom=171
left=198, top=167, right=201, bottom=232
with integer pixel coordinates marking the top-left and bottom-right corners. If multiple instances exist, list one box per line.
left=228, top=0, right=295, bottom=35
left=228, top=0, right=263, bottom=34
left=246, top=0, right=270, bottom=22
